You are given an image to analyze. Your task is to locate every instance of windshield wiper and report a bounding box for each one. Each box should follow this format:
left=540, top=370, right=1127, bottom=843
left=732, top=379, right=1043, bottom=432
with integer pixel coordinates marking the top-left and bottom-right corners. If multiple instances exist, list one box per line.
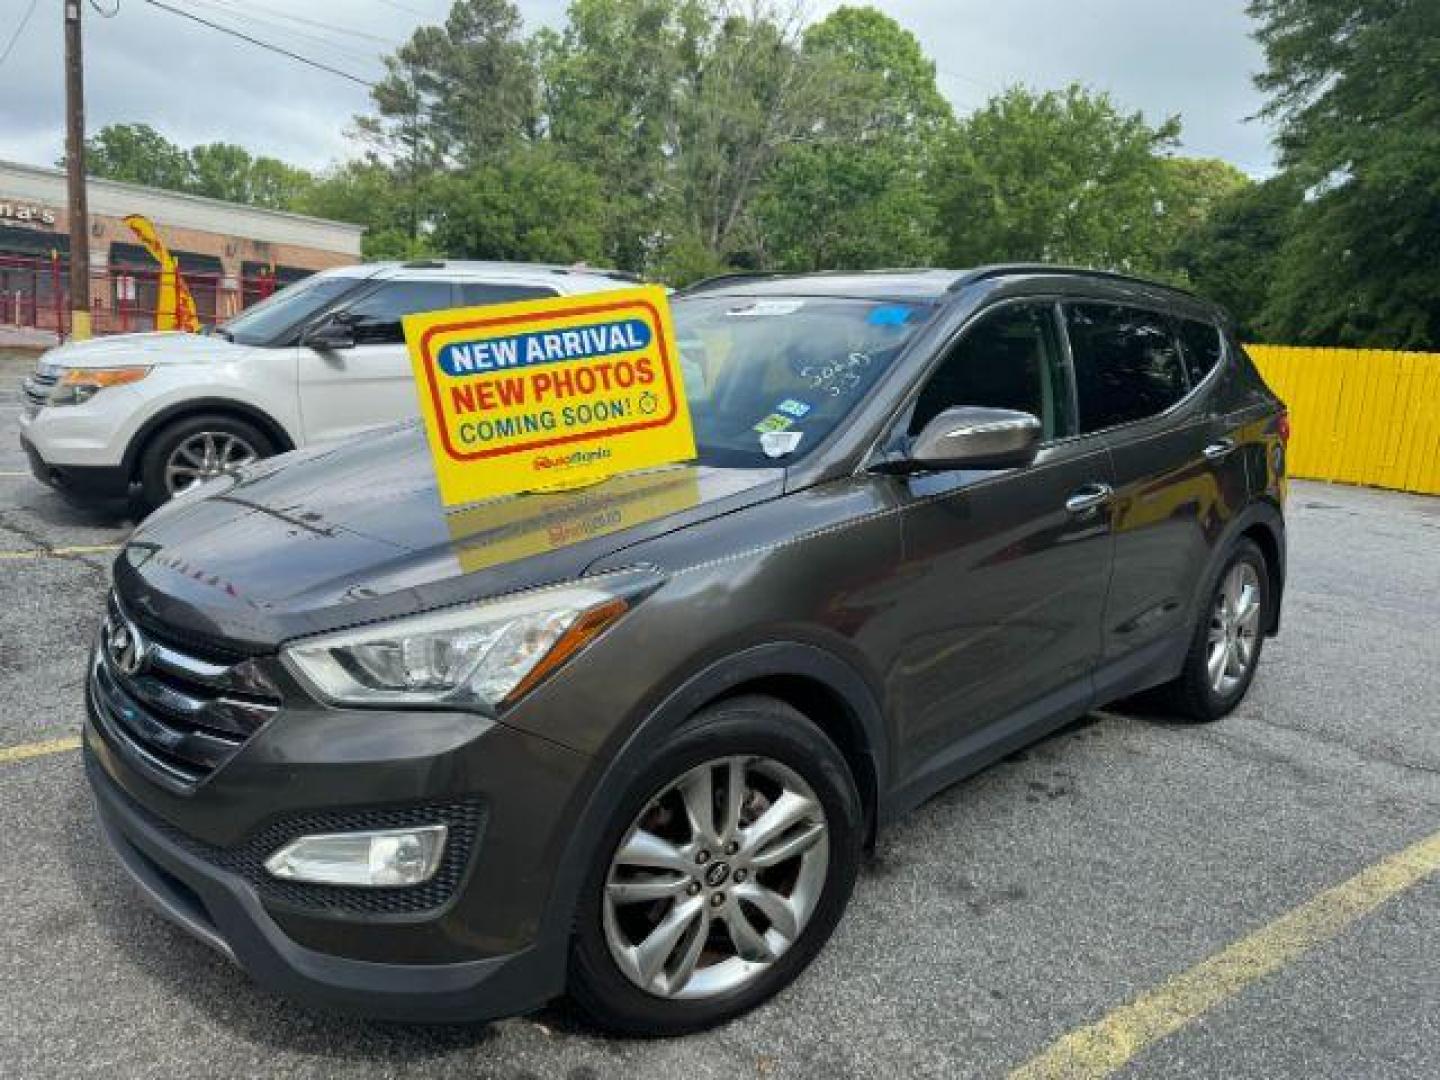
left=213, top=326, right=235, bottom=342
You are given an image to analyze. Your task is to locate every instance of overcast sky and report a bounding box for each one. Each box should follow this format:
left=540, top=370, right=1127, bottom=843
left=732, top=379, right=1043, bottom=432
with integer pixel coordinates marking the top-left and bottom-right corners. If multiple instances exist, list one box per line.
left=0, top=0, right=1277, bottom=177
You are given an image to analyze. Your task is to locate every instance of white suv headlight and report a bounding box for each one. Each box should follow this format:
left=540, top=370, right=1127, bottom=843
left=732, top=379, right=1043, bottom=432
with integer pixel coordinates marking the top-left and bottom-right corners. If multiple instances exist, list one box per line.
left=281, top=575, right=651, bottom=708
left=47, top=366, right=152, bottom=406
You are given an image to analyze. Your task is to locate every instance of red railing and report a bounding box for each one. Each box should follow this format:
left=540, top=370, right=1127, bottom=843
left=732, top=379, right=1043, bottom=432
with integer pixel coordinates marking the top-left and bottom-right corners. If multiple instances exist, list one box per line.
left=0, top=253, right=286, bottom=339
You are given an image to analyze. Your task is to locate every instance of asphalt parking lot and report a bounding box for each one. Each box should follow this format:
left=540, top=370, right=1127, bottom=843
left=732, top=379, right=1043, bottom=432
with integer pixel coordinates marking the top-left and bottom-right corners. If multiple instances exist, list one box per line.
left=1, top=348, right=1436, bottom=1078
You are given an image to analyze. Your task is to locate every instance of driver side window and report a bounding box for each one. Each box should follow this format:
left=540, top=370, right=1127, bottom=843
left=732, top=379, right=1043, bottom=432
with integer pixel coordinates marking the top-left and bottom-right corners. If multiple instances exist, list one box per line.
left=335, top=281, right=456, bottom=346
left=908, top=302, right=1071, bottom=440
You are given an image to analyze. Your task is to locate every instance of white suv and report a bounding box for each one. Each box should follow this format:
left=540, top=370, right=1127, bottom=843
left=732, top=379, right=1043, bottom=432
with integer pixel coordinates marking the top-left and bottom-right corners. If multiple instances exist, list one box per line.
left=18, top=260, right=636, bottom=510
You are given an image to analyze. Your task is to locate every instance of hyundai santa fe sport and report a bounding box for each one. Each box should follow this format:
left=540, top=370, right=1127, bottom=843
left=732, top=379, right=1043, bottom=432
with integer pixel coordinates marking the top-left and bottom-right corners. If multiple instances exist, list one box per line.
left=83, top=266, right=1288, bottom=1034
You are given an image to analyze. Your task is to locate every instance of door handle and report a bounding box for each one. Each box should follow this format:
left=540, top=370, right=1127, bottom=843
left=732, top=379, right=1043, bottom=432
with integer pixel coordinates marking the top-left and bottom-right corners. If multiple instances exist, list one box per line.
left=1065, top=483, right=1113, bottom=515
left=1203, top=438, right=1236, bottom=460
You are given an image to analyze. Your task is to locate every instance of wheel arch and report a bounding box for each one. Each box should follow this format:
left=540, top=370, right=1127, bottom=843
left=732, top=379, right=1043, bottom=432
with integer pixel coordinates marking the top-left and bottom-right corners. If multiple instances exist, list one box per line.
left=1237, top=516, right=1285, bottom=635
left=696, top=670, right=881, bottom=847
left=532, top=641, right=886, bottom=989
left=122, top=397, right=297, bottom=479
left=1194, top=499, right=1286, bottom=638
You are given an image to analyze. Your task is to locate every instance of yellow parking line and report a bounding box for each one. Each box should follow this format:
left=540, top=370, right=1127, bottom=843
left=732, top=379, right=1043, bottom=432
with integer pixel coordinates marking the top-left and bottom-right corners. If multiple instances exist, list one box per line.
left=0, top=735, right=81, bottom=765
left=1009, top=828, right=1440, bottom=1079
left=0, top=543, right=120, bottom=561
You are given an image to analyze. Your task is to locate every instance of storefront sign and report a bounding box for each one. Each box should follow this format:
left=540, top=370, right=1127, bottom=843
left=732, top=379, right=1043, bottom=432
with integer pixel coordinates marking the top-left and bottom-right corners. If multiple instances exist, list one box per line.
left=404, top=286, right=696, bottom=507
left=0, top=201, right=57, bottom=227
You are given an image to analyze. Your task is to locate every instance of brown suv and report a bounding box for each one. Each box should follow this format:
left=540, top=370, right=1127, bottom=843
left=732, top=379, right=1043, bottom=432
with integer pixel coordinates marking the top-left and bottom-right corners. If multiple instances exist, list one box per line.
left=84, top=266, right=1287, bottom=1033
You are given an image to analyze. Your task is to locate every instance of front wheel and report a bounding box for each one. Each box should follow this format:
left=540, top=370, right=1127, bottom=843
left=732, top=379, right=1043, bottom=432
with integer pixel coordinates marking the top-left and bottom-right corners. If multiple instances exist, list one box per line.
left=1160, top=538, right=1271, bottom=722
left=568, top=696, right=862, bottom=1034
left=136, top=413, right=274, bottom=513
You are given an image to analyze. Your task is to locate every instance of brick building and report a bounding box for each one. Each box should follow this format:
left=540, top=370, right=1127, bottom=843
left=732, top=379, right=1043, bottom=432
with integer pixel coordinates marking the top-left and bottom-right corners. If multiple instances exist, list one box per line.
left=0, top=158, right=363, bottom=333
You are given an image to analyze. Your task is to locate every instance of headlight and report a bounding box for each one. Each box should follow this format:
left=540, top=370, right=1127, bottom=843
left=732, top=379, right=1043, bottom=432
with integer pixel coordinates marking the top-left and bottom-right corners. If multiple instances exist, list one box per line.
left=47, top=366, right=152, bottom=406
left=282, top=574, right=653, bottom=708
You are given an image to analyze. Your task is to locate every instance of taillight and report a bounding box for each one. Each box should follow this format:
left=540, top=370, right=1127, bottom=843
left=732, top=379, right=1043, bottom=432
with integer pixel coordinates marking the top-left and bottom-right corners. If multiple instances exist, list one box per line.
left=1276, top=410, right=1291, bottom=445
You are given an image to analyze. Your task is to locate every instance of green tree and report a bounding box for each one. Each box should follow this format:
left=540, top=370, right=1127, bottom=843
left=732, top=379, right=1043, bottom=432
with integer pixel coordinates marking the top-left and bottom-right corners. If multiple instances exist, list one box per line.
left=754, top=141, right=941, bottom=271
left=80, top=123, right=192, bottom=190
left=79, top=124, right=317, bottom=213
left=184, top=144, right=314, bottom=209
left=1248, top=0, right=1440, bottom=348
left=937, top=84, right=1182, bottom=273
left=667, top=5, right=880, bottom=269
left=359, top=0, right=538, bottom=170
left=801, top=4, right=950, bottom=142
left=536, top=0, right=710, bottom=270
left=293, top=161, right=434, bottom=260
left=429, top=148, right=608, bottom=263
left=244, top=156, right=321, bottom=211
left=1157, top=157, right=1253, bottom=249
left=187, top=143, right=256, bottom=204
left=752, top=7, right=949, bottom=273
left=1169, top=174, right=1304, bottom=339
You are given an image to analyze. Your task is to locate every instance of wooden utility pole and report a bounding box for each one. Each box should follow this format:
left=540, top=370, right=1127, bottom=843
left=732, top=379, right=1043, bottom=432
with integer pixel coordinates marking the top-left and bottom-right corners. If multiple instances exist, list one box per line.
left=63, top=0, right=91, bottom=340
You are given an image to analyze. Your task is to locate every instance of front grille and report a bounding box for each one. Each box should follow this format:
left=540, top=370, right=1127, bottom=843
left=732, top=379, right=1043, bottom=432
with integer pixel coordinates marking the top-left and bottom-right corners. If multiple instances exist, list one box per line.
left=21, top=367, right=57, bottom=411
left=89, top=593, right=280, bottom=790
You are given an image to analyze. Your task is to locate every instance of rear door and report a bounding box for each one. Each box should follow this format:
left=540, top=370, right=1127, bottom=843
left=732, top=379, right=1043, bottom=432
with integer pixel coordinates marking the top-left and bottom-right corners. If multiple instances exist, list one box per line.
left=1061, top=302, right=1246, bottom=694
left=889, top=300, right=1116, bottom=782
left=1176, top=316, right=1253, bottom=513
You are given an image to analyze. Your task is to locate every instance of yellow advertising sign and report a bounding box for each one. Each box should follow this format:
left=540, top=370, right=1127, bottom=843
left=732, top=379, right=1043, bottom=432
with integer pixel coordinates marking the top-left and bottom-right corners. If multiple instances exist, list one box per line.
left=404, top=286, right=696, bottom=506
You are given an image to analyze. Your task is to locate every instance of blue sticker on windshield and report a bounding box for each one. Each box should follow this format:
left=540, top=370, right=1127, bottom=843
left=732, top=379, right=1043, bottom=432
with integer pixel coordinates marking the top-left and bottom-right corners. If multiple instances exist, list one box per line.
left=777, top=398, right=811, bottom=419
left=868, top=305, right=915, bottom=327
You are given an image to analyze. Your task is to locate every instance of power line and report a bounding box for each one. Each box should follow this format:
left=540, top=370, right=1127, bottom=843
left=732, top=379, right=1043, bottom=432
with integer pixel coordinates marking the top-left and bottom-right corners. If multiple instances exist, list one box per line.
left=140, top=0, right=377, bottom=88
left=220, top=0, right=397, bottom=46
left=193, top=0, right=399, bottom=50
left=371, top=0, right=433, bottom=17
left=186, top=0, right=391, bottom=69
left=0, top=0, right=40, bottom=71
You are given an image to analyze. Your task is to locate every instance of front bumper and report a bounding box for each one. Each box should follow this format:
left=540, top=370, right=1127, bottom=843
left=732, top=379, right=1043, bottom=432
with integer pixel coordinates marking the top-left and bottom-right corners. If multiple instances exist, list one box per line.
left=87, top=754, right=555, bottom=1022
left=82, top=625, right=596, bottom=1022
left=20, top=431, right=132, bottom=498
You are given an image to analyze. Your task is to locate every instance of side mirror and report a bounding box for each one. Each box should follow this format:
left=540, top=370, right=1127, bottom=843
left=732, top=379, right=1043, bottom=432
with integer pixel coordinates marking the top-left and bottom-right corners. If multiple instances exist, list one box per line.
left=908, top=406, right=1042, bottom=470
left=302, top=315, right=355, bottom=351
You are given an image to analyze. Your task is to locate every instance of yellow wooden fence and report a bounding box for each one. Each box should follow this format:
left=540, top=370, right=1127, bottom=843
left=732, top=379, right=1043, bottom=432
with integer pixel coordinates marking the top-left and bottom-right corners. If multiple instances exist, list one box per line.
left=1248, top=345, right=1440, bottom=496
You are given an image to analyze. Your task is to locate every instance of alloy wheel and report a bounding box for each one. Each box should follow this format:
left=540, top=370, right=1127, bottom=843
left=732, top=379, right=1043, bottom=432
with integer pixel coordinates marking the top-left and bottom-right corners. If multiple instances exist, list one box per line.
left=1207, top=561, right=1262, bottom=696
left=602, top=755, right=830, bottom=1000
left=163, top=431, right=258, bottom=495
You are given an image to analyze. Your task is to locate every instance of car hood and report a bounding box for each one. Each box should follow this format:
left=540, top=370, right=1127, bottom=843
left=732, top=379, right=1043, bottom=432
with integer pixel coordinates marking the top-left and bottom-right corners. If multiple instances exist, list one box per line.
left=40, top=331, right=255, bottom=368
left=113, top=424, right=783, bottom=653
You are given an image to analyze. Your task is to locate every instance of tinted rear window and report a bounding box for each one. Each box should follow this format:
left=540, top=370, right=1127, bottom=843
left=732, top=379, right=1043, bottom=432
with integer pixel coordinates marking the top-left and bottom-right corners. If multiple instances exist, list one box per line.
left=458, top=282, right=558, bottom=306
left=1065, top=304, right=1187, bottom=432
left=1177, top=318, right=1224, bottom=387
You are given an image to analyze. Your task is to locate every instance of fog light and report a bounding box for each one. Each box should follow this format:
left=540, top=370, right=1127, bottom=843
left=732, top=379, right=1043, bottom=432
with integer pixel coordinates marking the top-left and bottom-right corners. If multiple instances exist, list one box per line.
left=264, top=825, right=447, bottom=887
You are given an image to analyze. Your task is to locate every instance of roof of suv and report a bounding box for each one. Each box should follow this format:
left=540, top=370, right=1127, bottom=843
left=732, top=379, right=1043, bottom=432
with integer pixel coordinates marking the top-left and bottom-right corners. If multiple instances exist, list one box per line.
left=677, top=265, right=1219, bottom=315
left=326, top=260, right=644, bottom=289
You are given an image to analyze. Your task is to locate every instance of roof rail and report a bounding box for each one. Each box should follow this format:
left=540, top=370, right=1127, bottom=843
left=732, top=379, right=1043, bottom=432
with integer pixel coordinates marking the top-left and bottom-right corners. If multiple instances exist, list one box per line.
left=401, top=259, right=446, bottom=269
left=948, top=263, right=1205, bottom=302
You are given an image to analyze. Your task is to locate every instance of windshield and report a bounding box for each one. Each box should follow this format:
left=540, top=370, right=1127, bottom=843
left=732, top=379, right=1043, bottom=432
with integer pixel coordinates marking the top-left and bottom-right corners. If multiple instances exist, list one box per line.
left=219, top=273, right=363, bottom=346
left=673, top=295, right=933, bottom=468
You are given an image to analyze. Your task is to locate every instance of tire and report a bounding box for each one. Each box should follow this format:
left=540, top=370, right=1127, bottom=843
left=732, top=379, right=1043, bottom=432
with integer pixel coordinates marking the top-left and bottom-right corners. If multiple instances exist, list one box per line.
left=1159, top=538, right=1271, bottom=723
left=136, top=413, right=275, bottom=513
left=568, top=695, right=863, bottom=1035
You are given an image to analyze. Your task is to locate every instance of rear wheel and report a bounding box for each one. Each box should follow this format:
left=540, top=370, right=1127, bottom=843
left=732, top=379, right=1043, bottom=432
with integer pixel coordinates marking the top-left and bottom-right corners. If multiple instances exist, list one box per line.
left=568, top=696, right=862, bottom=1034
left=1160, top=538, right=1270, bottom=722
left=136, top=413, right=274, bottom=513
